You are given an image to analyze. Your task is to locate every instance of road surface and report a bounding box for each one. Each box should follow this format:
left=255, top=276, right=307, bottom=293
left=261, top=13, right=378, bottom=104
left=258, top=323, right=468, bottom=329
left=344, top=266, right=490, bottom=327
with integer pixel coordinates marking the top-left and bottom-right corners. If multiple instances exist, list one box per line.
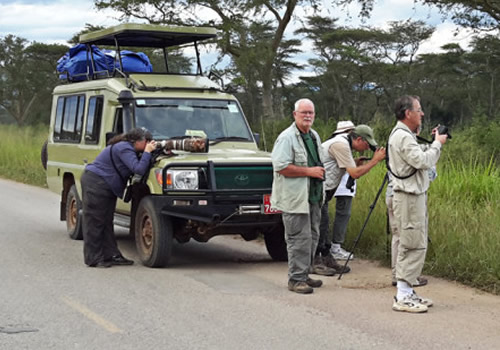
left=1, top=178, right=499, bottom=349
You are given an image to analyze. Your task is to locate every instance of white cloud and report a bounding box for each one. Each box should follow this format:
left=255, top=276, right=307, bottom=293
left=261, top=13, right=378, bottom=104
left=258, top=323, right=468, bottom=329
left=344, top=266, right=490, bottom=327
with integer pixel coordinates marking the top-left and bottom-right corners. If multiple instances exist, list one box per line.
left=0, top=0, right=120, bottom=44
left=418, top=22, right=476, bottom=54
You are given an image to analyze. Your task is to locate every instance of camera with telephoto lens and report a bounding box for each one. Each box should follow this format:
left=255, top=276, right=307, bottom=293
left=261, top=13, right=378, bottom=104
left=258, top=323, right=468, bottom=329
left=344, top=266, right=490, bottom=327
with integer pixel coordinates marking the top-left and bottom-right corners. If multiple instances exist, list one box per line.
left=432, top=125, right=452, bottom=140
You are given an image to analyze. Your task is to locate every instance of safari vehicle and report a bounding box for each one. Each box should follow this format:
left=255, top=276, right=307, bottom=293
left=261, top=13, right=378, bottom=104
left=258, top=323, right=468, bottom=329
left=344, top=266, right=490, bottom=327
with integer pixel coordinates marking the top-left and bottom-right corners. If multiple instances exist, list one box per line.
left=42, top=23, right=286, bottom=267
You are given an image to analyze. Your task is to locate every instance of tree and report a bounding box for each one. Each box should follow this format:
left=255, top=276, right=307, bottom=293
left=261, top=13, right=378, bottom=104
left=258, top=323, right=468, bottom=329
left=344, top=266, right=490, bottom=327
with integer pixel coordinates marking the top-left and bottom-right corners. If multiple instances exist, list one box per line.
left=0, top=35, right=67, bottom=125
left=93, top=0, right=320, bottom=119
left=418, top=0, right=500, bottom=29
left=333, top=0, right=500, bottom=30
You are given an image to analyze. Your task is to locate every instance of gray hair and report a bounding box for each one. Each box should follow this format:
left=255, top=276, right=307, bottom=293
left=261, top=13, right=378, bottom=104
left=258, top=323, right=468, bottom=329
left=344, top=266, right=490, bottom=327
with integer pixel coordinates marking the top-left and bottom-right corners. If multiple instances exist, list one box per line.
left=294, top=98, right=314, bottom=112
left=394, top=95, right=420, bottom=120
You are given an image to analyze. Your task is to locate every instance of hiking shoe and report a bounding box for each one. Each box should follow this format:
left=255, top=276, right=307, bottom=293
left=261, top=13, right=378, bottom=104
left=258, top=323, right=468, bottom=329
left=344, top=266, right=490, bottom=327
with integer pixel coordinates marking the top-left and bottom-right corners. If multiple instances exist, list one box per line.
left=288, top=280, right=313, bottom=294
left=330, top=246, right=353, bottom=260
left=410, top=292, right=433, bottom=307
left=392, top=296, right=428, bottom=313
left=311, top=256, right=336, bottom=276
left=414, top=276, right=428, bottom=288
left=305, top=277, right=323, bottom=288
left=322, top=254, right=351, bottom=274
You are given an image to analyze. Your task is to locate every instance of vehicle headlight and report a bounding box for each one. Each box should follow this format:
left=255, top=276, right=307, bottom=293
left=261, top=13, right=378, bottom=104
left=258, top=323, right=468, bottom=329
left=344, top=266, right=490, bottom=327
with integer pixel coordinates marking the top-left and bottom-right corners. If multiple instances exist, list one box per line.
left=166, top=169, right=199, bottom=190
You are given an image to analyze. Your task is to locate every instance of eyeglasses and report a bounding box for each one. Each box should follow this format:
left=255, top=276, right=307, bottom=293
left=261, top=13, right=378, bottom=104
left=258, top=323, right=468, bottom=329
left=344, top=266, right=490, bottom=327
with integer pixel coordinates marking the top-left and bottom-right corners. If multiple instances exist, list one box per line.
left=297, top=111, right=314, bottom=115
left=411, top=108, right=423, bottom=113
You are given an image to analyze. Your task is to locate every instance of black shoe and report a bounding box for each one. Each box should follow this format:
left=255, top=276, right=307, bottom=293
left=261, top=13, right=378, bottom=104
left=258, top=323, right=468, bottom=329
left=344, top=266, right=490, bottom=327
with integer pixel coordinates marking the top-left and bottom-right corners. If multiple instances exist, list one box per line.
left=89, top=261, right=112, bottom=268
left=108, top=255, right=134, bottom=266
left=306, top=277, right=323, bottom=288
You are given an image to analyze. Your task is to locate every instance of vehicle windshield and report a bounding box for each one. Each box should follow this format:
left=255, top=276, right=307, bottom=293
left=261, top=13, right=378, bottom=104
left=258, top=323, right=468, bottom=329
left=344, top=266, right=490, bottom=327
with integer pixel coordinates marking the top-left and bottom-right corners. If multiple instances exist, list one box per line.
left=134, top=99, right=253, bottom=141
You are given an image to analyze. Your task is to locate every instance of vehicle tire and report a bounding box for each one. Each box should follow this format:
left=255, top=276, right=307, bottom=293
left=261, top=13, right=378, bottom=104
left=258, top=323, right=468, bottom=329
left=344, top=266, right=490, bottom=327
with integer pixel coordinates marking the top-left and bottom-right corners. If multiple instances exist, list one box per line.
left=66, top=184, right=83, bottom=240
left=135, top=196, right=173, bottom=267
left=264, top=224, right=288, bottom=261
left=41, top=140, right=48, bottom=170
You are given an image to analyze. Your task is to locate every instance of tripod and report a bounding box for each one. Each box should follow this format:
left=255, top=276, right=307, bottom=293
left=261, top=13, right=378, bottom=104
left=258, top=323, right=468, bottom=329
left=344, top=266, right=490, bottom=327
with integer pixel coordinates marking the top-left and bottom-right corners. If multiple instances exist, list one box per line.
left=338, top=172, right=389, bottom=280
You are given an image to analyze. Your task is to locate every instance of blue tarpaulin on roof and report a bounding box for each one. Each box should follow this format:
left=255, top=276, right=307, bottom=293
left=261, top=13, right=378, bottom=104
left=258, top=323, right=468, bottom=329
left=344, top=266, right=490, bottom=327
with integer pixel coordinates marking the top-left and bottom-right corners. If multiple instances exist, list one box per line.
left=57, top=44, right=153, bottom=81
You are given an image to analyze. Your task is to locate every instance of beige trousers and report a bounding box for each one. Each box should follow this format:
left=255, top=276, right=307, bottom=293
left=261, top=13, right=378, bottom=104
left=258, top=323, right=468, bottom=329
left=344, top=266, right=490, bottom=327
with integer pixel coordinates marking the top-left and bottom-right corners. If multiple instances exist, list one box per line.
left=393, top=191, right=428, bottom=286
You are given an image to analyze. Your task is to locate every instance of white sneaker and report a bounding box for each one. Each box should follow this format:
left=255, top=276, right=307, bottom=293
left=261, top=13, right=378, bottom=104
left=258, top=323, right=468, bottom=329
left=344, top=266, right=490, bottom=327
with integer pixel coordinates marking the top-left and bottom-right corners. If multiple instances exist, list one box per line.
left=330, top=246, right=353, bottom=260
left=410, top=291, right=433, bottom=307
left=392, top=296, right=428, bottom=313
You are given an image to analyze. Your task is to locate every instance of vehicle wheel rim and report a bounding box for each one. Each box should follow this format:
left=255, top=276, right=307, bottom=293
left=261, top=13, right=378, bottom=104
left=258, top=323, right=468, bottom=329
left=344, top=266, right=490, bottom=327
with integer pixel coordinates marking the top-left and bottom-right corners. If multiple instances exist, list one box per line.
left=69, top=198, right=77, bottom=230
left=140, top=214, right=154, bottom=254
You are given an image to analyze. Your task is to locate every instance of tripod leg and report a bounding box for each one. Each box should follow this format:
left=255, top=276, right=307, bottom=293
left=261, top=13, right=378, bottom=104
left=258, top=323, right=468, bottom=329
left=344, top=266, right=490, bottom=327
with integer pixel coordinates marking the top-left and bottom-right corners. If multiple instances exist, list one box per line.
left=338, top=173, right=389, bottom=280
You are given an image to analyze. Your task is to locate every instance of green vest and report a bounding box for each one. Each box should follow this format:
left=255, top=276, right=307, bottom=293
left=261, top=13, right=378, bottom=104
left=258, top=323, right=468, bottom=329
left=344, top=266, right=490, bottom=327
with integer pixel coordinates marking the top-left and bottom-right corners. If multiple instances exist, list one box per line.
left=301, top=132, right=323, bottom=204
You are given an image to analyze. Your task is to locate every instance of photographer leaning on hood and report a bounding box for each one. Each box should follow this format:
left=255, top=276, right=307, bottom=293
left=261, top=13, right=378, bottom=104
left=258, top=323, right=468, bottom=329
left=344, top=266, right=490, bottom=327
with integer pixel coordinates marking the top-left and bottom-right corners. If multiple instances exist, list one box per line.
left=81, top=128, right=156, bottom=268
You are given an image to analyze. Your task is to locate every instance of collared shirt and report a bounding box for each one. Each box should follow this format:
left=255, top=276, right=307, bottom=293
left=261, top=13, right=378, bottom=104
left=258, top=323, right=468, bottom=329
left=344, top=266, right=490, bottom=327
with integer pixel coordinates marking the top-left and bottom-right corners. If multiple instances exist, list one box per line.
left=270, top=123, right=325, bottom=214
left=388, top=121, right=441, bottom=195
left=86, top=141, right=152, bottom=198
left=322, top=133, right=356, bottom=191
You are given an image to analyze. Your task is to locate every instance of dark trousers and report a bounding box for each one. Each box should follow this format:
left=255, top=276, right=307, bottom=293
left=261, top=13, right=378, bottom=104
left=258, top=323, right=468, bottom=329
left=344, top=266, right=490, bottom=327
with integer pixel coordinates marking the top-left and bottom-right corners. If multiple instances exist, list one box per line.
left=81, top=170, right=121, bottom=266
left=316, top=189, right=336, bottom=256
left=332, top=196, right=353, bottom=244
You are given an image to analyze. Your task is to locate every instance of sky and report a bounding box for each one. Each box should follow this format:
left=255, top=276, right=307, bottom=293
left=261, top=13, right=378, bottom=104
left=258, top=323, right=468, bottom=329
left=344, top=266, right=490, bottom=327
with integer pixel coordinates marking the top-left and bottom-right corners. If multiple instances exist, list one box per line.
left=0, top=0, right=478, bottom=81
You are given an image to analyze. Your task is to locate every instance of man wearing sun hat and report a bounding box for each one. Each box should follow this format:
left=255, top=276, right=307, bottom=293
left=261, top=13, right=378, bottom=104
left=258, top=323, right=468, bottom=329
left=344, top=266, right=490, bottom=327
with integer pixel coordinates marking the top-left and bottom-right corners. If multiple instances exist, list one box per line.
left=312, top=121, right=386, bottom=275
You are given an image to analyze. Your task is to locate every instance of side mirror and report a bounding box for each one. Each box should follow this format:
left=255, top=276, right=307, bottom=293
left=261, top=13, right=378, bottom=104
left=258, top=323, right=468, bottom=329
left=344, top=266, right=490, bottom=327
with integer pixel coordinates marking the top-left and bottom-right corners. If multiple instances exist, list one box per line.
left=105, top=132, right=116, bottom=145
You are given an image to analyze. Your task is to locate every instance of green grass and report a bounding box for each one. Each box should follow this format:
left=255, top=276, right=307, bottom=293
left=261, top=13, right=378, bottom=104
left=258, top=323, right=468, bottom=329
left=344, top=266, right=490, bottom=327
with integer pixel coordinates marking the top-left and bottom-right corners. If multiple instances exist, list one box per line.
left=346, top=159, right=500, bottom=294
left=0, top=124, right=48, bottom=187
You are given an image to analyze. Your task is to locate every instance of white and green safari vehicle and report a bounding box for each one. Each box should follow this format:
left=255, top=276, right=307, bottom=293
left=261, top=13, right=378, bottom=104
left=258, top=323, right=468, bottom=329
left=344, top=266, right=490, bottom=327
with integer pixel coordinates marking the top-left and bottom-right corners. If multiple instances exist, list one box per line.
left=42, top=23, right=286, bottom=267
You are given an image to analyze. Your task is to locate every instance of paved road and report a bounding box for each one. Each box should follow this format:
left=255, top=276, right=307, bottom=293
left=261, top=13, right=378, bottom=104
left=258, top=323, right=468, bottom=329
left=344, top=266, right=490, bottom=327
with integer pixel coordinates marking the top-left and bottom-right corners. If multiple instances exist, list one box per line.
left=1, top=178, right=500, bottom=349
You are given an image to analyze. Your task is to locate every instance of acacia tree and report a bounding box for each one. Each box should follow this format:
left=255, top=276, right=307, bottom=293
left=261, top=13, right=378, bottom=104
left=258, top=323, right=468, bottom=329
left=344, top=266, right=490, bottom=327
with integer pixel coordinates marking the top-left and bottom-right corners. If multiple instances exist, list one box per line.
left=94, top=0, right=320, bottom=120
left=297, top=16, right=433, bottom=122
left=333, top=0, right=499, bottom=30
left=0, top=35, right=67, bottom=125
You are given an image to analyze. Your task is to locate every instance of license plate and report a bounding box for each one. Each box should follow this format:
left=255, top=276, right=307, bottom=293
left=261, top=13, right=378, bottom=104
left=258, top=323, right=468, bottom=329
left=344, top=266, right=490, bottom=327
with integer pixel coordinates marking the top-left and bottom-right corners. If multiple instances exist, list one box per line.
left=263, top=194, right=281, bottom=214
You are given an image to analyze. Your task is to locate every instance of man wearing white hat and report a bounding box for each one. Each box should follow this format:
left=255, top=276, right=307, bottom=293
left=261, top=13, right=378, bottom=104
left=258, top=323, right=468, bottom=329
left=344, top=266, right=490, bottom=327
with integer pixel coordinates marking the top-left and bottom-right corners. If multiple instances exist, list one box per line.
left=312, top=121, right=386, bottom=275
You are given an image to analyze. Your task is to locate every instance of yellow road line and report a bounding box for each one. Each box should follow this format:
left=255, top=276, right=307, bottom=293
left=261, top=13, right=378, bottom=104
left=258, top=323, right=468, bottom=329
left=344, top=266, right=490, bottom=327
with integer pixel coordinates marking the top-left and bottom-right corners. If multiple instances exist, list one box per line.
left=61, top=296, right=123, bottom=334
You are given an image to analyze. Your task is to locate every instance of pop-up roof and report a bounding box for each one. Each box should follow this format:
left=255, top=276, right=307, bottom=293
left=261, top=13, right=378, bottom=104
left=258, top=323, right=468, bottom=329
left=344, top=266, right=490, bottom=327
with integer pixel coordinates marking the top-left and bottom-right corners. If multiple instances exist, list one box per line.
left=79, top=23, right=217, bottom=48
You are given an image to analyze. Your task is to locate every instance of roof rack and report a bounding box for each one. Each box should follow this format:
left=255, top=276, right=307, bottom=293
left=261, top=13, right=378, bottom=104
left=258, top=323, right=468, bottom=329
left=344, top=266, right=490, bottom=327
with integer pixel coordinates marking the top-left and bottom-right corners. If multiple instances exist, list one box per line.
left=74, top=23, right=217, bottom=81
left=79, top=23, right=217, bottom=48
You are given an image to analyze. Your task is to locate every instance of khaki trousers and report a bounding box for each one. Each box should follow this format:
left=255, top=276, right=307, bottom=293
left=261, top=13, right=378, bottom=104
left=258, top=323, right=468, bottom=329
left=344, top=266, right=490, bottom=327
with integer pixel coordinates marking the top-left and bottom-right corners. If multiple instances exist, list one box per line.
left=282, top=203, right=321, bottom=282
left=393, top=191, right=428, bottom=286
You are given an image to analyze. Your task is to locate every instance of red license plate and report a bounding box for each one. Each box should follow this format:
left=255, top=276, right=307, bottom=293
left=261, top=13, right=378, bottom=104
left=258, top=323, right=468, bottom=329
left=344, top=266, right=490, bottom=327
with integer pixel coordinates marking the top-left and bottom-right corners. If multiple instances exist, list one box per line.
left=263, top=194, right=281, bottom=214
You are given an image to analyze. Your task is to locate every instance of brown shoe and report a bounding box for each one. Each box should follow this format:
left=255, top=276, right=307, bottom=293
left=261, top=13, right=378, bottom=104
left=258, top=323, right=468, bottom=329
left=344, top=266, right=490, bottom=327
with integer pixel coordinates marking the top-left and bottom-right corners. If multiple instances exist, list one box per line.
left=288, top=280, right=314, bottom=294
left=311, top=256, right=336, bottom=276
left=306, top=277, right=323, bottom=288
left=322, top=254, right=351, bottom=274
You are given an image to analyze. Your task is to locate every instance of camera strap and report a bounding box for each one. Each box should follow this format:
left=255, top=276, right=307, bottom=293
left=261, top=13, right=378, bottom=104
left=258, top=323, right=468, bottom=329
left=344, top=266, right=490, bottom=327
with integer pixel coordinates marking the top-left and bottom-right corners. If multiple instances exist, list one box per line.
left=386, top=128, right=417, bottom=180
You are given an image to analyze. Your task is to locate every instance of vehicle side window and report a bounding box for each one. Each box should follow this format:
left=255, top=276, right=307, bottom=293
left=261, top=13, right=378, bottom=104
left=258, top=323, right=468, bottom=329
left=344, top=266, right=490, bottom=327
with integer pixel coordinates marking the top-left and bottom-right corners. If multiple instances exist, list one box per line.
left=114, top=108, right=123, bottom=134
left=53, top=98, right=65, bottom=138
left=53, top=94, right=85, bottom=142
left=85, top=96, right=104, bottom=144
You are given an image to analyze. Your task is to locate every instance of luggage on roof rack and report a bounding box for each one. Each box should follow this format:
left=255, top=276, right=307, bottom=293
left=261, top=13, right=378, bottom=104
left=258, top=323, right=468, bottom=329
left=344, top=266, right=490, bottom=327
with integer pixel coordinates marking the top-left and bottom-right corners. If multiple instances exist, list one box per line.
left=57, top=44, right=153, bottom=82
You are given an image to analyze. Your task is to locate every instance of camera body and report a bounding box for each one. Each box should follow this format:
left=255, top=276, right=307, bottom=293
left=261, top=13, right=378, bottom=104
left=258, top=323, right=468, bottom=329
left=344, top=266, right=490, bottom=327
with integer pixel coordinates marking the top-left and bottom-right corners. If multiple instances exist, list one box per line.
left=432, top=125, right=452, bottom=140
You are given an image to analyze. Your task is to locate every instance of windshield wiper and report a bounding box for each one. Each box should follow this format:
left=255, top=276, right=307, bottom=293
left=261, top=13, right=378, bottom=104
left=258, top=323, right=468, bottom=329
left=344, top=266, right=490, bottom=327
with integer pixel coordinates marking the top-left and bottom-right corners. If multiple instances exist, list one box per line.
left=209, top=136, right=251, bottom=145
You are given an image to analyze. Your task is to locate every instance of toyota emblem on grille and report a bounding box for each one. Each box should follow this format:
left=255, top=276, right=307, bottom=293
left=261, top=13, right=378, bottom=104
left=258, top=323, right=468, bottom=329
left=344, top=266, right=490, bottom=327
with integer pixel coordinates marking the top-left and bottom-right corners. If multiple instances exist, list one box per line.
left=235, top=174, right=250, bottom=186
